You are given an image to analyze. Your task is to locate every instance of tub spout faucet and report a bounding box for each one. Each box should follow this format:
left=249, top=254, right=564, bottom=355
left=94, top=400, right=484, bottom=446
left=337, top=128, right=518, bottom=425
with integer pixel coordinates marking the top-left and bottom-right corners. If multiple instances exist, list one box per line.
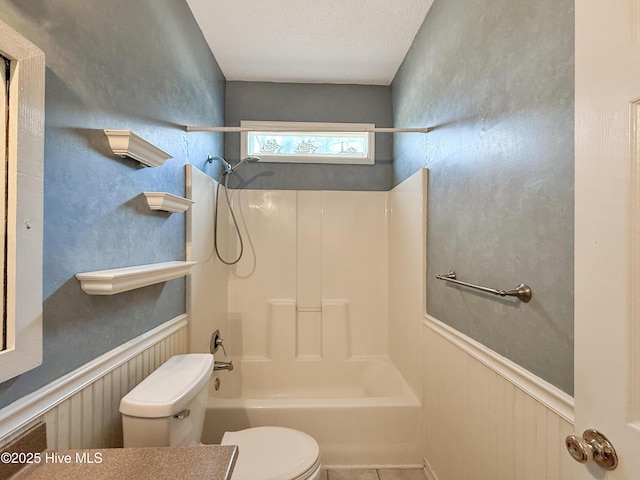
left=214, top=360, right=234, bottom=371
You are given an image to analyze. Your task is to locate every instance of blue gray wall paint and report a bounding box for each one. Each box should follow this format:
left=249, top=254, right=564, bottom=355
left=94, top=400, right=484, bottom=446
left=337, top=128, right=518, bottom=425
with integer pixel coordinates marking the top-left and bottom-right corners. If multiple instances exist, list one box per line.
left=223, top=81, right=393, bottom=191
left=393, top=0, right=574, bottom=393
left=0, top=0, right=574, bottom=413
left=0, top=0, right=225, bottom=408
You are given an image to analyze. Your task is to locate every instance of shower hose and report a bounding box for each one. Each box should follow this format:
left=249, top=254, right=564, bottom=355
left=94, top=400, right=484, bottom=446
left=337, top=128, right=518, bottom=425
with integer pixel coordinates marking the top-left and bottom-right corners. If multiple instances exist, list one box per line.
left=213, top=172, right=245, bottom=265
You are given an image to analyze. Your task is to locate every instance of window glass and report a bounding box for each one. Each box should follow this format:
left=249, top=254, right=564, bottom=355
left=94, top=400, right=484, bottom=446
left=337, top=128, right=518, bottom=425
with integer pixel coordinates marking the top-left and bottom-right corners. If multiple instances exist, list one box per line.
left=241, top=121, right=375, bottom=165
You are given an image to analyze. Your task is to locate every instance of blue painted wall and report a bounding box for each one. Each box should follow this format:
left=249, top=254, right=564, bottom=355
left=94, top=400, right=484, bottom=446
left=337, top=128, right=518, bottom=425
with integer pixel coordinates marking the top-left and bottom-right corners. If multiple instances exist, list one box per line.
left=393, top=0, right=574, bottom=393
left=223, top=81, right=393, bottom=191
left=0, top=0, right=225, bottom=408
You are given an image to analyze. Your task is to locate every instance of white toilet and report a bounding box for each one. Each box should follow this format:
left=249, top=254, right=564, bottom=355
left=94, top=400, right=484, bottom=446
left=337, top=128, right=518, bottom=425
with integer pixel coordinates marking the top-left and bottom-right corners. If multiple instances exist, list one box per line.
left=119, top=354, right=321, bottom=480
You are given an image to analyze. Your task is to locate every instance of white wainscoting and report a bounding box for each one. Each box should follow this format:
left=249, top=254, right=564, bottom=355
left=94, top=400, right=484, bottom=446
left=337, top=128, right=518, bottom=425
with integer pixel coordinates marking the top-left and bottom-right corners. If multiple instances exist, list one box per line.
left=422, top=315, right=575, bottom=480
left=0, top=315, right=188, bottom=449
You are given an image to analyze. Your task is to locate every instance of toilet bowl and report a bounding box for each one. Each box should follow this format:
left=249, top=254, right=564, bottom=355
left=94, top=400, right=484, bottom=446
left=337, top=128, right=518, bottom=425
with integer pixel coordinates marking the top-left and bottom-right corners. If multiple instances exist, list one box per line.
left=119, top=354, right=321, bottom=480
left=222, top=427, right=321, bottom=480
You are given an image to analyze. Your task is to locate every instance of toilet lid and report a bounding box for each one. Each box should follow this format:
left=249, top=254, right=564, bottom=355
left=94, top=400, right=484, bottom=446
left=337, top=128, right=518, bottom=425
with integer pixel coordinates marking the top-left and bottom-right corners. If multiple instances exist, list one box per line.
left=221, top=427, right=320, bottom=480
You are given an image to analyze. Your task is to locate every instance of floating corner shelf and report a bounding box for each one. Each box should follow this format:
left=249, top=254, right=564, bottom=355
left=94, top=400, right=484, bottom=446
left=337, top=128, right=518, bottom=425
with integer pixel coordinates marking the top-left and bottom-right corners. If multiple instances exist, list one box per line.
left=143, top=192, right=194, bottom=213
left=104, top=129, right=172, bottom=168
left=76, top=261, right=196, bottom=295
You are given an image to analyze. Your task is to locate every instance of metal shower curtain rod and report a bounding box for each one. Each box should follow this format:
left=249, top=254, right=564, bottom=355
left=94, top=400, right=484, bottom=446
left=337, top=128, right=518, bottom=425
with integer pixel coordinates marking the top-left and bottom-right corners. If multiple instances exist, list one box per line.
left=184, top=125, right=432, bottom=133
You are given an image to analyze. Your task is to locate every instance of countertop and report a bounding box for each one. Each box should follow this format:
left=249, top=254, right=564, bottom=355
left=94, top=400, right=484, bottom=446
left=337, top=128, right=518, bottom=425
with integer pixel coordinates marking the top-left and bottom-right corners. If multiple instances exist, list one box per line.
left=10, top=445, right=238, bottom=480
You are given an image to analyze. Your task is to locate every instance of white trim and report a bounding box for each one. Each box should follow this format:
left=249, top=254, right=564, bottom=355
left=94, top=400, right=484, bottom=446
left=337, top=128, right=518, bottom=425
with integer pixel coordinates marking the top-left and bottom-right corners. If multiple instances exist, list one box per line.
left=0, top=18, right=45, bottom=383
left=76, top=261, right=196, bottom=295
left=103, top=129, right=172, bottom=168
left=0, top=314, right=188, bottom=443
left=423, top=313, right=575, bottom=423
left=143, top=192, right=194, bottom=213
left=630, top=100, right=640, bottom=422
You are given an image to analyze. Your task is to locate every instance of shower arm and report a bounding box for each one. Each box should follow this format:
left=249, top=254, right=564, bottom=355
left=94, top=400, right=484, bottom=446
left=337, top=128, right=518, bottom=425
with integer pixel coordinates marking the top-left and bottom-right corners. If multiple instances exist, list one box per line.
left=207, top=155, right=259, bottom=175
left=207, top=155, right=233, bottom=174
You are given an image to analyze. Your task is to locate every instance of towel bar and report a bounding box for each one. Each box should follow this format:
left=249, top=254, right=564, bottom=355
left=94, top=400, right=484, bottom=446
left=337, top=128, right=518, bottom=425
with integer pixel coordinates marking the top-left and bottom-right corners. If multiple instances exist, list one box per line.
left=435, top=271, right=532, bottom=303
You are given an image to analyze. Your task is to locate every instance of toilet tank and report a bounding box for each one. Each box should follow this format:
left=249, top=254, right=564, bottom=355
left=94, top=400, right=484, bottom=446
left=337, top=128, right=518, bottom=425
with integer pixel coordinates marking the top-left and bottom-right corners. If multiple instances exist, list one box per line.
left=120, top=354, right=214, bottom=447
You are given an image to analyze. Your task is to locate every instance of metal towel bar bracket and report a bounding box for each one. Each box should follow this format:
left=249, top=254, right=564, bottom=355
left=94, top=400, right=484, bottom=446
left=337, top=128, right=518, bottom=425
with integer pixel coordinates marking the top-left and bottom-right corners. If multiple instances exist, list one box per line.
left=436, top=271, right=532, bottom=303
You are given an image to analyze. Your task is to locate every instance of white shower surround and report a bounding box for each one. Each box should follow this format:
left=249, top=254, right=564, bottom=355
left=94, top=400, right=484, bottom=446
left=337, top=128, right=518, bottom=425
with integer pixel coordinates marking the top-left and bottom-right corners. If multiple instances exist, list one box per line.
left=224, top=187, right=390, bottom=360
left=186, top=166, right=426, bottom=467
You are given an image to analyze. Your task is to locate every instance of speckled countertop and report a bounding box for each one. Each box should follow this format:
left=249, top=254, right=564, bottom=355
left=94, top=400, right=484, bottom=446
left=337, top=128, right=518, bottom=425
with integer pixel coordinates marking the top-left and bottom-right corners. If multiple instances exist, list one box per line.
left=10, top=445, right=238, bottom=480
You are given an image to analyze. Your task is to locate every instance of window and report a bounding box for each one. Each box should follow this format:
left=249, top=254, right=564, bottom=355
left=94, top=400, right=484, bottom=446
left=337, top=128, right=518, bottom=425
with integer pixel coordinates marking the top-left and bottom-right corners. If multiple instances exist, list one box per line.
left=241, top=121, right=375, bottom=165
left=0, top=20, right=44, bottom=383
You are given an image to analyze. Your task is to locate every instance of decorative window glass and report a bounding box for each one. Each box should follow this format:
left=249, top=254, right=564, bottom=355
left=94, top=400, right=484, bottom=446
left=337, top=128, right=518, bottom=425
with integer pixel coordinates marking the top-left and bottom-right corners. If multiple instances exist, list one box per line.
left=241, top=121, right=375, bottom=165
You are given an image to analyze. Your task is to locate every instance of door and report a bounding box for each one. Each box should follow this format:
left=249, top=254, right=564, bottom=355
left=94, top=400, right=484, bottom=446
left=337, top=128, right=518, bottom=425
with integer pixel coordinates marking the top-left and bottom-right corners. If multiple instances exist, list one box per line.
left=574, top=0, right=640, bottom=478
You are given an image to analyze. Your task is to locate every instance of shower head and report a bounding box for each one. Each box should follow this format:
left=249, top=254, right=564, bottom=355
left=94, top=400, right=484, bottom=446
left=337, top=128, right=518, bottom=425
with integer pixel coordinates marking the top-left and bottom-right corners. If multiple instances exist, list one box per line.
left=230, top=155, right=261, bottom=173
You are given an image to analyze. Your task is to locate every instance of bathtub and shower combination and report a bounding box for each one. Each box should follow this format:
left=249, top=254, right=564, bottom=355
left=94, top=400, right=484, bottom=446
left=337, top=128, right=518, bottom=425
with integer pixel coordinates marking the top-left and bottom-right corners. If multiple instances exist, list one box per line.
left=203, top=357, right=421, bottom=466
left=187, top=164, right=426, bottom=467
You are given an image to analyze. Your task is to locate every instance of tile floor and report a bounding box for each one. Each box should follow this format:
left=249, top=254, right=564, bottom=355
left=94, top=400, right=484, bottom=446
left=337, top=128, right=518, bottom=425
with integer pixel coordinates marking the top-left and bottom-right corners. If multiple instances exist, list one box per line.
left=320, top=468, right=427, bottom=480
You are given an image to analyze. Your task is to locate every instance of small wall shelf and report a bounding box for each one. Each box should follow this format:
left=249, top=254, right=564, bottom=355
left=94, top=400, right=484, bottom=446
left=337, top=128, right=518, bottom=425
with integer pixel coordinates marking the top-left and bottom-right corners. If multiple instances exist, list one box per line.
left=104, top=129, right=172, bottom=168
left=76, top=261, right=196, bottom=295
left=143, top=192, right=194, bottom=213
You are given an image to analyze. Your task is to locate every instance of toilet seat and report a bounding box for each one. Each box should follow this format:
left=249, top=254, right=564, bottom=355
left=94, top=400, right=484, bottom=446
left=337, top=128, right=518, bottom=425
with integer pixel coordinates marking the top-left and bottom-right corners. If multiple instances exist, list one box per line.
left=221, top=426, right=321, bottom=480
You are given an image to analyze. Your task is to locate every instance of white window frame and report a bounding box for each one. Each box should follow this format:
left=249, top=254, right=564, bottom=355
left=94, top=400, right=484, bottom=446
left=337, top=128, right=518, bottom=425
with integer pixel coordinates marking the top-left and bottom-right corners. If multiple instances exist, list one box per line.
left=1, top=55, right=7, bottom=351
left=0, top=19, right=45, bottom=383
left=241, top=120, right=375, bottom=165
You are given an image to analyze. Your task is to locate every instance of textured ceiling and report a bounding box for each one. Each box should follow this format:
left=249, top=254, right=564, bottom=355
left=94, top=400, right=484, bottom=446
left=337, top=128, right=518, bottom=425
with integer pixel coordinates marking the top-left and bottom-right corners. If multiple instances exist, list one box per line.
left=186, top=0, right=434, bottom=85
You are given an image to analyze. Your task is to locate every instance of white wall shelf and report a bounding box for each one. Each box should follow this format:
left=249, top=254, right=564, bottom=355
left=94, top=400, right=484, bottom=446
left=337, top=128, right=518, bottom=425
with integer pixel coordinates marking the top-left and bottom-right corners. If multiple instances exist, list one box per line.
left=76, top=261, right=196, bottom=295
left=143, top=192, right=194, bottom=213
left=103, top=129, right=172, bottom=168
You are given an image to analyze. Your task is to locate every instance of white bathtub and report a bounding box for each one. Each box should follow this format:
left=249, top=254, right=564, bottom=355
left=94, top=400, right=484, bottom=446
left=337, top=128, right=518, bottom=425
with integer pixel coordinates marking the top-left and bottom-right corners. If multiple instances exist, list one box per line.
left=202, top=357, right=422, bottom=466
